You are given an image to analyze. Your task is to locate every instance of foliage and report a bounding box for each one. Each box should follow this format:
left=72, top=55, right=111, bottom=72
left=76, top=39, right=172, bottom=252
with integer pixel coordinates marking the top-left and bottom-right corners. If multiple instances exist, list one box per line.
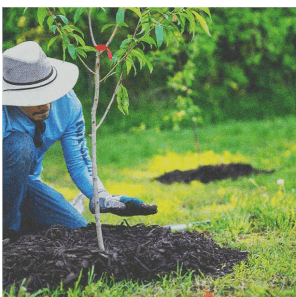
left=4, top=8, right=296, bottom=132
left=160, top=7, right=296, bottom=125
left=111, top=7, right=296, bottom=131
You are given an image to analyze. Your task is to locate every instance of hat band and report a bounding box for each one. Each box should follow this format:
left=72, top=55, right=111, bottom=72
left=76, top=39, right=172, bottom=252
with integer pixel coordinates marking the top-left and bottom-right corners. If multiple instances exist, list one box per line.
left=3, top=67, right=58, bottom=92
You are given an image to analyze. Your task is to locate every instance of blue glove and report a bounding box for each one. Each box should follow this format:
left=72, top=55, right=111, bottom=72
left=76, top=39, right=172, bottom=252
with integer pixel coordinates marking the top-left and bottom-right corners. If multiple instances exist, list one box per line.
left=120, top=196, right=143, bottom=208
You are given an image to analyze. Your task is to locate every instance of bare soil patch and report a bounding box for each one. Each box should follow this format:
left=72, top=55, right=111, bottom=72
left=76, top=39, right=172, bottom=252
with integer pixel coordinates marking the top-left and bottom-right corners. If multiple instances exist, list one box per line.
left=154, top=163, right=274, bottom=184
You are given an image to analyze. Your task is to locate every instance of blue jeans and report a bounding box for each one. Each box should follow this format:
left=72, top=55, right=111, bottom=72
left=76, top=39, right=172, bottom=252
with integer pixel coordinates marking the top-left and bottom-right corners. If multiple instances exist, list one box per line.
left=3, top=132, right=87, bottom=232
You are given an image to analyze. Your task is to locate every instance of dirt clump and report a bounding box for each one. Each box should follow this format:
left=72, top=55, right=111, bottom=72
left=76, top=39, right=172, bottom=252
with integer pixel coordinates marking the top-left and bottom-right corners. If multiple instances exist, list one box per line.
left=154, top=163, right=275, bottom=184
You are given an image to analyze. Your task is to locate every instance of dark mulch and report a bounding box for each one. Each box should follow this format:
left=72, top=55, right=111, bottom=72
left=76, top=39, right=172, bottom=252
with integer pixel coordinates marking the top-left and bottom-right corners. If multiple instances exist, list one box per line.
left=3, top=223, right=248, bottom=294
left=154, top=163, right=275, bottom=184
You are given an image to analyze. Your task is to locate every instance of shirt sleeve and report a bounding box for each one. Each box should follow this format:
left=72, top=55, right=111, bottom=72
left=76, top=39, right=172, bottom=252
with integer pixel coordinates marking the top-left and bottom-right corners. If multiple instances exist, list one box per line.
left=2, top=106, right=14, bottom=140
left=60, top=93, right=103, bottom=200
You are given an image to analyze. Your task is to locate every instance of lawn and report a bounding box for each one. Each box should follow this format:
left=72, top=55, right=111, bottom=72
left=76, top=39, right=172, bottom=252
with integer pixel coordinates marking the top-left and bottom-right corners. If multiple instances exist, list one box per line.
left=5, top=116, right=296, bottom=296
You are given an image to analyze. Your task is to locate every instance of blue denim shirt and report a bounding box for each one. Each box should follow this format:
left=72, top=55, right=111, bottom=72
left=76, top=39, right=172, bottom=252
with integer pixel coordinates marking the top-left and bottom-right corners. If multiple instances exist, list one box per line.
left=2, top=90, right=95, bottom=199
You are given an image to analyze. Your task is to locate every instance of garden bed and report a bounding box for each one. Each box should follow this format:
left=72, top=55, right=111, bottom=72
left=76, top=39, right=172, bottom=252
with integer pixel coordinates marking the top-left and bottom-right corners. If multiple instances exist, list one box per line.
left=3, top=223, right=248, bottom=294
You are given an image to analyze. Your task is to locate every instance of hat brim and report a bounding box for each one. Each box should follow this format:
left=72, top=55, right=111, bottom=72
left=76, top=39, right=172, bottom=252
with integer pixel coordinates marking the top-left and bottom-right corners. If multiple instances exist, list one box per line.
left=2, top=58, right=79, bottom=106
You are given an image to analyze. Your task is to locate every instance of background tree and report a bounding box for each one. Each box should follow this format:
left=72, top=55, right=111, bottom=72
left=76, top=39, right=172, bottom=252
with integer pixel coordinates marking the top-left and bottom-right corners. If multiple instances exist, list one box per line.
left=4, top=8, right=295, bottom=135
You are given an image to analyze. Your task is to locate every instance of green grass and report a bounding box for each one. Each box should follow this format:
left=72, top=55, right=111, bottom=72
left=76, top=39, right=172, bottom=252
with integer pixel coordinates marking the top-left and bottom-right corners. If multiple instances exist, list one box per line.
left=4, top=116, right=296, bottom=296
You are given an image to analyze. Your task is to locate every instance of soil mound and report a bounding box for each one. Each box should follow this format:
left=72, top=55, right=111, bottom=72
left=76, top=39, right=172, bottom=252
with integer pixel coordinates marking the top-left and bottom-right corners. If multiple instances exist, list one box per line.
left=3, top=223, right=248, bottom=294
left=154, top=163, right=274, bottom=184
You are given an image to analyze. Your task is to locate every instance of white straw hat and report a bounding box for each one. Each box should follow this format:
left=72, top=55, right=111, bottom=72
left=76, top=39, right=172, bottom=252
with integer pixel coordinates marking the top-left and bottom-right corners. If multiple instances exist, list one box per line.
left=2, top=41, right=79, bottom=106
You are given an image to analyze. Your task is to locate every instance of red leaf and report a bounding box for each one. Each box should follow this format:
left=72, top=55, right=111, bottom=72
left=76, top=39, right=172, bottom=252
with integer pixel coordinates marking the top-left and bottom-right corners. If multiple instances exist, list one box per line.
left=95, top=45, right=108, bottom=51
left=107, top=49, right=113, bottom=60
left=94, top=44, right=113, bottom=60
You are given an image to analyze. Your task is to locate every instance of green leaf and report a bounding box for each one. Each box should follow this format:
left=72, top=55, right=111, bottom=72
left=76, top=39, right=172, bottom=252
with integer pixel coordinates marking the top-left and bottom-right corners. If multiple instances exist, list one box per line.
left=48, top=35, right=61, bottom=49
left=62, top=43, right=67, bottom=61
left=155, top=25, right=164, bottom=48
left=151, top=7, right=165, bottom=15
left=150, top=18, right=159, bottom=25
left=67, top=44, right=76, bottom=60
left=59, top=7, right=66, bottom=15
left=191, top=10, right=211, bottom=37
left=78, top=46, right=97, bottom=52
left=115, top=63, right=122, bottom=80
left=175, top=7, right=184, bottom=13
left=126, top=7, right=141, bottom=18
left=37, top=7, right=48, bottom=26
left=101, top=23, right=115, bottom=33
left=112, top=49, right=127, bottom=65
left=146, top=58, right=153, bottom=74
left=125, top=56, right=133, bottom=75
left=59, top=15, right=69, bottom=25
left=74, top=8, right=85, bottom=24
left=23, top=7, right=28, bottom=14
left=133, top=49, right=153, bottom=73
left=69, top=33, right=85, bottom=46
left=122, top=85, right=129, bottom=115
left=139, top=35, right=157, bottom=47
left=117, top=84, right=129, bottom=115
left=62, top=32, right=69, bottom=46
left=120, top=38, right=132, bottom=49
left=61, top=25, right=73, bottom=33
left=121, top=22, right=129, bottom=28
left=65, top=25, right=84, bottom=37
left=76, top=47, right=87, bottom=58
left=47, top=15, right=55, bottom=28
left=116, top=8, right=125, bottom=27
left=177, top=13, right=186, bottom=33
left=184, top=9, right=195, bottom=34
left=130, top=49, right=144, bottom=69
left=197, top=7, right=211, bottom=19
left=50, top=25, right=58, bottom=34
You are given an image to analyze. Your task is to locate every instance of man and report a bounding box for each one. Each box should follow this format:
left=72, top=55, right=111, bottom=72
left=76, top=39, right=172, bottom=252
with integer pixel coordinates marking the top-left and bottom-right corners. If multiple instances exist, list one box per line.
left=2, top=41, right=157, bottom=242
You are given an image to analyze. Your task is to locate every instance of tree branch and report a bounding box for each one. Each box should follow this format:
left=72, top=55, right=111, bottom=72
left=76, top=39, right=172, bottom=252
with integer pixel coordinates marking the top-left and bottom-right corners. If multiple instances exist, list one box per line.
left=106, top=24, right=119, bottom=47
left=88, top=8, right=97, bottom=46
left=77, top=54, right=96, bottom=75
left=96, top=72, right=123, bottom=130
left=99, top=9, right=176, bottom=83
left=47, top=8, right=63, bottom=35
left=47, top=8, right=96, bottom=75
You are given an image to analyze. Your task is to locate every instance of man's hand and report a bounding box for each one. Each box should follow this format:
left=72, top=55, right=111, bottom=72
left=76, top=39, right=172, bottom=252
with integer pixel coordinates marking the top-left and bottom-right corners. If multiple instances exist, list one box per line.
left=89, top=194, right=157, bottom=216
left=89, top=196, right=126, bottom=214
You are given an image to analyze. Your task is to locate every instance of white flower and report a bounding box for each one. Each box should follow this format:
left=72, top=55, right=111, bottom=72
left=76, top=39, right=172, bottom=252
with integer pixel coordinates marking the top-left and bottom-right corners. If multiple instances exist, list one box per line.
left=277, top=179, right=285, bottom=185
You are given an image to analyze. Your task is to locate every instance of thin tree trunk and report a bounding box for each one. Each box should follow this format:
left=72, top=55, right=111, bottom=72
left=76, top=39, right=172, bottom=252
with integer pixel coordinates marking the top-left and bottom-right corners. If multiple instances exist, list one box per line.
left=91, top=52, right=105, bottom=251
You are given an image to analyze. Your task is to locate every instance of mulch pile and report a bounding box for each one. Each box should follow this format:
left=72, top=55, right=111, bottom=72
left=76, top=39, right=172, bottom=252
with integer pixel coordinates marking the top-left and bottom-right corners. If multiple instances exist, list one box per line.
left=154, top=163, right=275, bottom=184
left=3, top=223, right=248, bottom=294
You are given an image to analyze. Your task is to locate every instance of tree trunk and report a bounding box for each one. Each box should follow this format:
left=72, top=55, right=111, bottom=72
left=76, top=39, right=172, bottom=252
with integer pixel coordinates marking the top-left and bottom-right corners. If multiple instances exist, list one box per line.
left=91, top=52, right=105, bottom=251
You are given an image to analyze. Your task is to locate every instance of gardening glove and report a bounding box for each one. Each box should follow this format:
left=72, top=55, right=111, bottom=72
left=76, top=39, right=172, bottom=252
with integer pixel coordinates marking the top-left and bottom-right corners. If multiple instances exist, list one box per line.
left=89, top=193, right=157, bottom=216
left=89, top=190, right=126, bottom=214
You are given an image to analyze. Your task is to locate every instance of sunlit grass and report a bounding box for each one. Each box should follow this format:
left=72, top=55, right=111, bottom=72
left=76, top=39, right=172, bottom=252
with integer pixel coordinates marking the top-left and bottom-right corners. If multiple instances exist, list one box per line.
left=147, top=150, right=250, bottom=175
